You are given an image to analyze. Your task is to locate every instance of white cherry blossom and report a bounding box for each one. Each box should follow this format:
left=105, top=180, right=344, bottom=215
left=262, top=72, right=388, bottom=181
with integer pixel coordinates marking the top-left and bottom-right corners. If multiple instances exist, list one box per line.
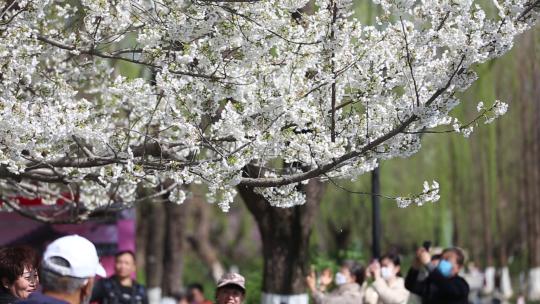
left=0, top=0, right=538, bottom=219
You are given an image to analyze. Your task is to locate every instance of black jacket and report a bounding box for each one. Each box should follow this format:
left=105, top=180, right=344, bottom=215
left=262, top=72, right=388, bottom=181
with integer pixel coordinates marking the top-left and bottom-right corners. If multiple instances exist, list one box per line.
left=91, top=276, right=148, bottom=304
left=405, top=267, right=469, bottom=304
left=0, top=289, right=17, bottom=304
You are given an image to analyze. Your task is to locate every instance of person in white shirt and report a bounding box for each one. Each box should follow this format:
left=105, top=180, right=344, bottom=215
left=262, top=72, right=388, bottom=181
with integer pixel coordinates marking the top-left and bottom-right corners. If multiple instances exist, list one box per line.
left=364, top=253, right=409, bottom=304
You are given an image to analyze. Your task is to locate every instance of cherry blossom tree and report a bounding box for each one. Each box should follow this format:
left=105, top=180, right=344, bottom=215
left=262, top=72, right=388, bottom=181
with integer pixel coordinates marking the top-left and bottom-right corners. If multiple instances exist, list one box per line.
left=1, top=0, right=536, bottom=219
left=1, top=0, right=539, bottom=301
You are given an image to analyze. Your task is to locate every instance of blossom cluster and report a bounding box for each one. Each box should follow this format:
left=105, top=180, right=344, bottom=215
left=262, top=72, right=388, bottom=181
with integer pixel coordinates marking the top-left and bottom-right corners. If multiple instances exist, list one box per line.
left=396, top=181, right=441, bottom=208
left=0, top=0, right=537, bottom=213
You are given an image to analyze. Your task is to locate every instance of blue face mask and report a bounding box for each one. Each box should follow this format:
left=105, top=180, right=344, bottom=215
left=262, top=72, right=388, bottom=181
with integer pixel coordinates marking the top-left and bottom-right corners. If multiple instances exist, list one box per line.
left=437, top=259, right=453, bottom=278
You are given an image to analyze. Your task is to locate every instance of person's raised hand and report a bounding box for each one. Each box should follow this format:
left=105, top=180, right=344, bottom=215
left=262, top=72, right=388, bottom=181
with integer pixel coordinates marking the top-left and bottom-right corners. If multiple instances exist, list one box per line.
left=365, top=266, right=373, bottom=279
left=370, top=260, right=381, bottom=279
left=416, top=247, right=431, bottom=266
left=319, top=268, right=333, bottom=288
left=306, top=271, right=317, bottom=292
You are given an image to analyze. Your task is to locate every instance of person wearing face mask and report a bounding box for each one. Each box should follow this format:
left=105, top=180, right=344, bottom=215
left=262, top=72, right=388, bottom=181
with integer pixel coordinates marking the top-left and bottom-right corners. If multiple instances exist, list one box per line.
left=0, top=246, right=39, bottom=304
left=363, top=253, right=409, bottom=304
left=407, top=253, right=442, bottom=304
left=18, top=235, right=107, bottom=304
left=306, top=260, right=365, bottom=304
left=404, top=247, right=469, bottom=304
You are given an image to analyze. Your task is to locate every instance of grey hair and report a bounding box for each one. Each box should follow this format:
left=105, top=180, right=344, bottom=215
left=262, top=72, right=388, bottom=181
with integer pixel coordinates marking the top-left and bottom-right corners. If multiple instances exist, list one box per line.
left=40, top=257, right=88, bottom=294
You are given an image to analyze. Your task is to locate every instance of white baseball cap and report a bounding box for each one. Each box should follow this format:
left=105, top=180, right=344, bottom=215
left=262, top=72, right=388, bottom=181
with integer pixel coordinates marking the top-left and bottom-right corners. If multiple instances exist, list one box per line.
left=43, top=235, right=107, bottom=278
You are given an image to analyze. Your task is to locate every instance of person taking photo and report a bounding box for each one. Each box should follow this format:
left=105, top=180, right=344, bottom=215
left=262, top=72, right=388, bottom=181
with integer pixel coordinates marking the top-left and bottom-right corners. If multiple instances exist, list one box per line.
left=405, top=247, right=469, bottom=304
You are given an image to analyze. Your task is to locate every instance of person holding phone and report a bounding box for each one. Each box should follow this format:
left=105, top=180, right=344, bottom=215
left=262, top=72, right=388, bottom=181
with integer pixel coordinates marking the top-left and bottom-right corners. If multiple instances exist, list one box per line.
left=363, top=253, right=409, bottom=304
left=306, top=260, right=365, bottom=304
left=405, top=247, right=469, bottom=304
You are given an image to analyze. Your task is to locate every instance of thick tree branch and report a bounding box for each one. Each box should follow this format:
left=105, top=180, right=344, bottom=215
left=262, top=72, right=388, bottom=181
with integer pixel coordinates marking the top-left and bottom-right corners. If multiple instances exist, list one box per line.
left=239, top=56, right=465, bottom=187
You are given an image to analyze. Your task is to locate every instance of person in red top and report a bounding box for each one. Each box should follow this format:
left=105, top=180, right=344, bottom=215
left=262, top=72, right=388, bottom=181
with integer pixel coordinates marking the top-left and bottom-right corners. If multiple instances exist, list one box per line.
left=187, top=284, right=212, bottom=304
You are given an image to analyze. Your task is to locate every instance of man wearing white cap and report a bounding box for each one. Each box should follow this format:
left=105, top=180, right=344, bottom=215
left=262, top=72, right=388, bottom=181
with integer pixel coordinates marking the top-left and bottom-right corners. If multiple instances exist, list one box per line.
left=215, top=273, right=245, bottom=304
left=18, top=235, right=106, bottom=304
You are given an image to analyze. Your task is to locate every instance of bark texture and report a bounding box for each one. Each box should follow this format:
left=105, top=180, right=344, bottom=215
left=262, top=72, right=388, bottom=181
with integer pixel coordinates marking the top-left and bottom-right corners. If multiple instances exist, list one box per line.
left=238, top=172, right=326, bottom=295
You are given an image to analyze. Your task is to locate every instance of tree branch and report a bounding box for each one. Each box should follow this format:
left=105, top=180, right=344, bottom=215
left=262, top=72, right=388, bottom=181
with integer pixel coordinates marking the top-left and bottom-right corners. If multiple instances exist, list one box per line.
left=330, top=1, right=338, bottom=142
left=239, top=56, right=466, bottom=187
left=36, top=35, right=224, bottom=80
left=400, top=17, right=421, bottom=108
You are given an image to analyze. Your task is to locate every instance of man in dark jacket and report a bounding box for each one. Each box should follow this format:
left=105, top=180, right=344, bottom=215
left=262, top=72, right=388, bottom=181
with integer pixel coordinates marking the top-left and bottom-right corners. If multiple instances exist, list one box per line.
left=91, top=251, right=147, bottom=304
left=405, top=247, right=469, bottom=304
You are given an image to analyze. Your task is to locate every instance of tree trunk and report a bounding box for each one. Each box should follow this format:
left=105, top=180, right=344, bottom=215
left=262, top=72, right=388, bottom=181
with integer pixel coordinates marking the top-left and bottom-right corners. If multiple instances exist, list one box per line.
left=515, top=30, right=540, bottom=301
left=187, top=193, right=225, bottom=282
left=145, top=199, right=166, bottom=304
left=327, top=220, right=351, bottom=258
left=471, top=130, right=495, bottom=295
left=238, top=176, right=326, bottom=304
left=161, top=202, right=188, bottom=296
left=141, top=185, right=189, bottom=303
left=135, top=187, right=150, bottom=280
left=371, top=167, right=382, bottom=259
left=495, top=122, right=513, bottom=299
left=530, top=29, right=540, bottom=300
left=466, top=191, right=482, bottom=263
left=473, top=136, right=494, bottom=268
left=448, top=137, right=461, bottom=246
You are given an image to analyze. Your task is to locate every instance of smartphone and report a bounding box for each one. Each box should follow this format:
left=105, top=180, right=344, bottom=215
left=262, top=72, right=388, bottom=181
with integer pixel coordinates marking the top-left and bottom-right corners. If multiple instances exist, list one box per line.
left=423, top=241, right=431, bottom=251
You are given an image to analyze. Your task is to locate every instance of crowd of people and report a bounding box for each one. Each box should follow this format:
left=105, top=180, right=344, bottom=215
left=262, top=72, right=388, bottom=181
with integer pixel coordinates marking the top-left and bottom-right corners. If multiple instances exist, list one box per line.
left=305, top=247, right=470, bottom=304
left=0, top=236, right=246, bottom=304
left=0, top=236, right=513, bottom=304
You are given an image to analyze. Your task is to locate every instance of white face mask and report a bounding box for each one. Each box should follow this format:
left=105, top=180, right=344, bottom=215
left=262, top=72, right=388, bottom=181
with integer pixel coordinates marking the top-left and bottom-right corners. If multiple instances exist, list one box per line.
left=381, top=266, right=395, bottom=280
left=335, top=272, right=347, bottom=285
